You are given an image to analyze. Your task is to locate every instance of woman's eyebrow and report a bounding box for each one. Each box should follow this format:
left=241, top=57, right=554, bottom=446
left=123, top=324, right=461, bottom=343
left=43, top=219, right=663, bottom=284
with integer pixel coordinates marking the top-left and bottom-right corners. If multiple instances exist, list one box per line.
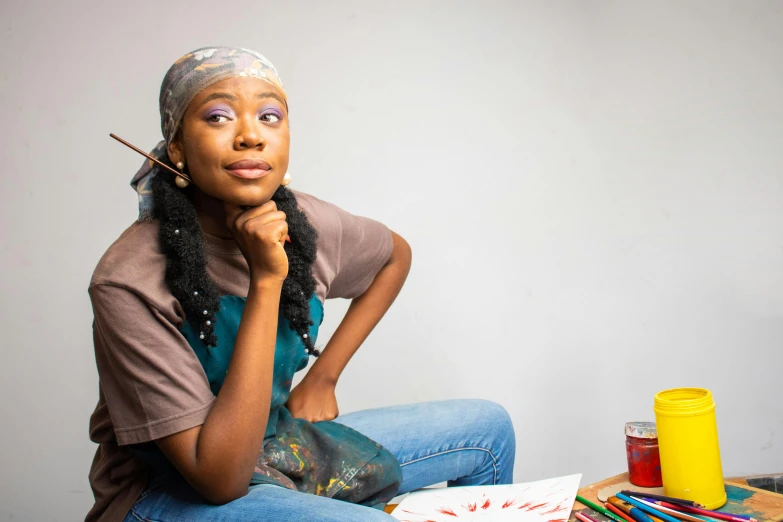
left=257, top=92, right=286, bottom=106
left=197, top=91, right=286, bottom=108
left=198, top=92, right=237, bottom=108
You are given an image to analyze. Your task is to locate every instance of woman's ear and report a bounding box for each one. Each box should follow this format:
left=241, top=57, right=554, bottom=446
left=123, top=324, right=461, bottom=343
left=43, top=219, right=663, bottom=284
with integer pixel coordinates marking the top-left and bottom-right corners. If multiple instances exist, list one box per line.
left=167, top=131, right=184, bottom=166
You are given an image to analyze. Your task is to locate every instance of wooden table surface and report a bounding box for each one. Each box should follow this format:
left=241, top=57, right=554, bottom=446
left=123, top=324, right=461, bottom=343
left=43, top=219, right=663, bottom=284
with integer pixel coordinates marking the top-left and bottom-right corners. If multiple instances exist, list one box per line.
left=384, top=473, right=783, bottom=520
left=571, top=473, right=783, bottom=522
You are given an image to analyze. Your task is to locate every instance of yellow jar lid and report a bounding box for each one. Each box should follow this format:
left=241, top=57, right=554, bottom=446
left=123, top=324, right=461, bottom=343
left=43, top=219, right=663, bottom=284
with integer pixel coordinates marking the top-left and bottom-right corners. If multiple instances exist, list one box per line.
left=654, top=387, right=715, bottom=416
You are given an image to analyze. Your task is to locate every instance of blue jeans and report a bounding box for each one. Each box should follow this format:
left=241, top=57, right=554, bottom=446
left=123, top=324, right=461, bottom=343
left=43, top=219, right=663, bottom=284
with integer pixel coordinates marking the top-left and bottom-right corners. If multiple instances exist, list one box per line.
left=124, top=399, right=516, bottom=522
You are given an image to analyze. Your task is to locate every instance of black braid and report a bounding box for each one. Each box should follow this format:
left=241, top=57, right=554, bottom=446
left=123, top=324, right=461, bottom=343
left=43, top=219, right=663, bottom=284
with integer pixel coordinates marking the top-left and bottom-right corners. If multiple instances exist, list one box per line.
left=273, top=183, right=320, bottom=355
left=150, top=161, right=320, bottom=355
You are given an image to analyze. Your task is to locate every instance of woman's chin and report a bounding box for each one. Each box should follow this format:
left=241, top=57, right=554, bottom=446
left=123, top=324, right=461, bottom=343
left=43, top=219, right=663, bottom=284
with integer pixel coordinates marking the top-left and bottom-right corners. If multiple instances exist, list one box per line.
left=227, top=188, right=277, bottom=207
left=196, top=179, right=279, bottom=207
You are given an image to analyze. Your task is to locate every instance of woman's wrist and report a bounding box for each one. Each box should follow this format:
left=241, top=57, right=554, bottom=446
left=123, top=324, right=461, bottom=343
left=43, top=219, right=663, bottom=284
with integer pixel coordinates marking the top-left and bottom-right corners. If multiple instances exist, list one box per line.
left=304, top=363, right=339, bottom=387
left=249, top=275, right=285, bottom=293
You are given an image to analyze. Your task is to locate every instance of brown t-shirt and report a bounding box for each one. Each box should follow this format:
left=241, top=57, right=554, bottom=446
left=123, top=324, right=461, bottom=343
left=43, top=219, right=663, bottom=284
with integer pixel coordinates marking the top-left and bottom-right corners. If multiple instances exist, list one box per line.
left=85, top=191, right=393, bottom=522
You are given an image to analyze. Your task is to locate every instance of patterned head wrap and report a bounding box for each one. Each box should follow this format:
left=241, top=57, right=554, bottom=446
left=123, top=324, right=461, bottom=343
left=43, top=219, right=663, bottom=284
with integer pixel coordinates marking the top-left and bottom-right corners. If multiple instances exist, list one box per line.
left=130, top=46, right=286, bottom=220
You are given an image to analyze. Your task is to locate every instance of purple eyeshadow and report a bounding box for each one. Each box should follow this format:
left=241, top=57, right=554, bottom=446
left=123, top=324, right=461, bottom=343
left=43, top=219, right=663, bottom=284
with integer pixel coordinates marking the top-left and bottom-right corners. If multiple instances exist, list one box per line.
left=261, top=106, right=284, bottom=119
left=200, top=103, right=283, bottom=122
left=203, top=104, right=234, bottom=119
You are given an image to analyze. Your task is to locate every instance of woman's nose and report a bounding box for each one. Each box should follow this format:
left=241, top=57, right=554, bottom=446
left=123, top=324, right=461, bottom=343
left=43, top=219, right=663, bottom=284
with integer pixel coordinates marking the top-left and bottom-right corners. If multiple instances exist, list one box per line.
left=234, top=116, right=265, bottom=150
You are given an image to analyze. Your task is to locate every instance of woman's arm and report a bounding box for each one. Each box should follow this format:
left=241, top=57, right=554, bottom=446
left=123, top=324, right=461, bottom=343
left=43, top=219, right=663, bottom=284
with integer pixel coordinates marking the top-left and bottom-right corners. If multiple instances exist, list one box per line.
left=154, top=278, right=281, bottom=504
left=154, top=202, right=289, bottom=504
left=287, top=231, right=412, bottom=421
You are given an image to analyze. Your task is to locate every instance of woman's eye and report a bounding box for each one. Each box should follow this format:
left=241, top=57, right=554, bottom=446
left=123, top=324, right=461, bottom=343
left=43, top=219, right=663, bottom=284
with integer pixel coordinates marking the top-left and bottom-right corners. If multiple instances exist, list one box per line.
left=207, top=114, right=229, bottom=123
left=261, top=113, right=281, bottom=123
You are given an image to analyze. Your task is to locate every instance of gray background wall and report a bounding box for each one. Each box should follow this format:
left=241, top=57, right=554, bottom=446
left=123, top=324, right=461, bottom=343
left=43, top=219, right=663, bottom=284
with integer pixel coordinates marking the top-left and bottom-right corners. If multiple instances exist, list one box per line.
left=1, top=1, right=781, bottom=520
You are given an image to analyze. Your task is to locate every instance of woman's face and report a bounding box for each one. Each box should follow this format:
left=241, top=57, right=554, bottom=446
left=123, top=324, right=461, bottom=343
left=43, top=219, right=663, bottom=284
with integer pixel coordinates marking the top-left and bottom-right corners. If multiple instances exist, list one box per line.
left=169, top=76, right=290, bottom=206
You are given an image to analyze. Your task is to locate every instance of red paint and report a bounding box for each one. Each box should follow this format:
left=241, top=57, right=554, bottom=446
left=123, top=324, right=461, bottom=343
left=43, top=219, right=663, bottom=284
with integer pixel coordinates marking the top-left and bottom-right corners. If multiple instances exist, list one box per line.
left=436, top=506, right=458, bottom=517
left=502, top=498, right=520, bottom=509
left=464, top=502, right=477, bottom=512
left=542, top=501, right=569, bottom=515
left=626, top=434, right=663, bottom=487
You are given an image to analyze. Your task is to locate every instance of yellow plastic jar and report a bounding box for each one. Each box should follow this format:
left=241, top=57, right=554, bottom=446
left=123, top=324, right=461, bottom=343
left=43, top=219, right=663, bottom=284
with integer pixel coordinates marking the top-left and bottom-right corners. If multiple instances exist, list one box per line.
left=653, top=388, right=726, bottom=509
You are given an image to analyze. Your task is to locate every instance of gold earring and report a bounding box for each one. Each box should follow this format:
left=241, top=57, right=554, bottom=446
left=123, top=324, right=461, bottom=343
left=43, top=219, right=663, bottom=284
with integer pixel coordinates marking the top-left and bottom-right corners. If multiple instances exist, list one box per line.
left=281, top=172, right=292, bottom=186
left=175, top=161, right=190, bottom=188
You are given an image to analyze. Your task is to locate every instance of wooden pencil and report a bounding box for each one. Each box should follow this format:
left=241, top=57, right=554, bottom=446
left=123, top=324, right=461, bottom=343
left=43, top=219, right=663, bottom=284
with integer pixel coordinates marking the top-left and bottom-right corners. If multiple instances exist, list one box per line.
left=617, top=493, right=683, bottom=522
left=609, top=496, right=663, bottom=522
left=633, top=498, right=709, bottom=522
left=109, top=133, right=193, bottom=184
left=606, top=502, right=636, bottom=522
left=577, top=495, right=628, bottom=522
left=655, top=501, right=757, bottom=522
left=621, top=491, right=704, bottom=509
left=577, top=512, right=601, bottom=522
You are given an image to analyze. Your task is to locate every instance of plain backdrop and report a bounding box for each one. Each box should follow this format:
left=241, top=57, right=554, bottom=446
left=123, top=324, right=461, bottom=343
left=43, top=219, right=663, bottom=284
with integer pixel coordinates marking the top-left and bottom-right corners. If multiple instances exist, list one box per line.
left=1, top=1, right=781, bottom=520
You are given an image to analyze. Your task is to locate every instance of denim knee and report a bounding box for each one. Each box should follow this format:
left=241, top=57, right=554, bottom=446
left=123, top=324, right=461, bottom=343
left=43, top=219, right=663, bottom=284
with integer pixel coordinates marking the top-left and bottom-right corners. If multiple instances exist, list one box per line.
left=472, top=400, right=516, bottom=479
left=472, top=400, right=516, bottom=447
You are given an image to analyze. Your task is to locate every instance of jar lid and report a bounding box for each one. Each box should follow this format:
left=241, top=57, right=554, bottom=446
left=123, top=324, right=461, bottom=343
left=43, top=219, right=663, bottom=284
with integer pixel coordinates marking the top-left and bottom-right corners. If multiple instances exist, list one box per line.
left=625, top=421, right=657, bottom=438
left=654, top=388, right=715, bottom=416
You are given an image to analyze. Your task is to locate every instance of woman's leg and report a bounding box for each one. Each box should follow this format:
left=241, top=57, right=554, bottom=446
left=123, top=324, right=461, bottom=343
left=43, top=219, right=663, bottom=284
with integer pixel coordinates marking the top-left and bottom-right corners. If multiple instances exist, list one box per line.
left=334, top=399, right=516, bottom=494
left=125, top=400, right=514, bottom=521
left=124, top=472, right=395, bottom=522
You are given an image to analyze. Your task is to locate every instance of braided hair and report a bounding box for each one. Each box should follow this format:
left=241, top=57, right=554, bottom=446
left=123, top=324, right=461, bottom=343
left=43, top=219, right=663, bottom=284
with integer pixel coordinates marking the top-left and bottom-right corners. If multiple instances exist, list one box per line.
left=149, top=158, right=321, bottom=355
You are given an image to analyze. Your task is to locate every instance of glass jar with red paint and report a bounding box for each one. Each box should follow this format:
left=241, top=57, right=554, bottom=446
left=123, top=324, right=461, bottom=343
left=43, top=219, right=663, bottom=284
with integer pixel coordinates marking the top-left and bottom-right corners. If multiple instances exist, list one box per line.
left=625, top=421, right=663, bottom=487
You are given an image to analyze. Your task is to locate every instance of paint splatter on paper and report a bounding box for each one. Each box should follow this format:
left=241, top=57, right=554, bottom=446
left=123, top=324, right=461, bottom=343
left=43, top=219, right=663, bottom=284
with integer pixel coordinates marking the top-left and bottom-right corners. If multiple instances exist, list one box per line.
left=391, top=474, right=582, bottom=522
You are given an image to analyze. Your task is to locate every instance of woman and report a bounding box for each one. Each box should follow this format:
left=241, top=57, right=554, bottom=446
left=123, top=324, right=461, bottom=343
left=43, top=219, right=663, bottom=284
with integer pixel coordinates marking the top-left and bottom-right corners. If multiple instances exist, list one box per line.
left=87, top=46, right=515, bottom=522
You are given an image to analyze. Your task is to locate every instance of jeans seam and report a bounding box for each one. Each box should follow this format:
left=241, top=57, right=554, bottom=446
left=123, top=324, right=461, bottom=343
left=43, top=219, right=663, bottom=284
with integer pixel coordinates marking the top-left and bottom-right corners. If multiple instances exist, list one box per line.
left=126, top=509, right=146, bottom=522
left=130, top=505, right=165, bottom=522
left=399, top=447, right=499, bottom=485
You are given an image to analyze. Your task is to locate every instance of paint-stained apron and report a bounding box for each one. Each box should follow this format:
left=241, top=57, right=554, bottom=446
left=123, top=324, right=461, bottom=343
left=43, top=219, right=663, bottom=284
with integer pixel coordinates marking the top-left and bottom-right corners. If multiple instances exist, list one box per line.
left=180, top=294, right=402, bottom=506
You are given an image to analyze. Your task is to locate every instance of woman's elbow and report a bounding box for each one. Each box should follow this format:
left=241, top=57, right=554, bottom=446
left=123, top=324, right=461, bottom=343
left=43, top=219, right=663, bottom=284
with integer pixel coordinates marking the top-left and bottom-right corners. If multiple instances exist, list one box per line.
left=390, top=231, right=412, bottom=271
left=200, top=481, right=250, bottom=505
left=187, top=470, right=252, bottom=505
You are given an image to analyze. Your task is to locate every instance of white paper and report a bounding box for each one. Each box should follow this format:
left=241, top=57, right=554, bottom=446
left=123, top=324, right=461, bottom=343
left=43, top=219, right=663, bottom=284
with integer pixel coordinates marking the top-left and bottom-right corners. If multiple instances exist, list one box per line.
left=391, top=473, right=582, bottom=522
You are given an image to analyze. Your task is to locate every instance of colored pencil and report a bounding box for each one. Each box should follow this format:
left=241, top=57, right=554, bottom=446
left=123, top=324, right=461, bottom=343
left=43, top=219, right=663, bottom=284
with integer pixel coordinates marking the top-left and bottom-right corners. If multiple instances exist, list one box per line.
left=608, top=496, right=663, bottom=522
left=628, top=508, right=657, bottom=522
left=577, top=495, right=628, bottom=522
left=606, top=502, right=636, bottom=522
left=654, top=501, right=757, bottom=522
left=577, top=512, right=601, bottom=522
left=632, top=498, right=710, bottom=522
left=617, top=493, right=684, bottom=522
left=622, top=491, right=704, bottom=509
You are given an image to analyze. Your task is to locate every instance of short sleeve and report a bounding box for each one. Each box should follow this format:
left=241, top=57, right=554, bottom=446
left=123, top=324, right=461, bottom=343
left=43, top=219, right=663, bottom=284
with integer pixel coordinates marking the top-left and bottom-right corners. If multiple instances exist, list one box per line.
left=297, top=193, right=393, bottom=300
left=90, top=284, right=215, bottom=446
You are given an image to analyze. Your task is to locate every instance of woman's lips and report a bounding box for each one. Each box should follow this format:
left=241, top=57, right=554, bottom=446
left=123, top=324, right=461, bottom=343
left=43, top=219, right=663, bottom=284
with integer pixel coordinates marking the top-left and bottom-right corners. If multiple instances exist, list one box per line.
left=225, top=159, right=272, bottom=179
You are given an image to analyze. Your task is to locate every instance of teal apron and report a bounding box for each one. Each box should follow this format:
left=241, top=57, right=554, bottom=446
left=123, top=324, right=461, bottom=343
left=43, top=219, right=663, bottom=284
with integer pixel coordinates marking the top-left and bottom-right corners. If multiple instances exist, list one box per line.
left=180, top=294, right=402, bottom=506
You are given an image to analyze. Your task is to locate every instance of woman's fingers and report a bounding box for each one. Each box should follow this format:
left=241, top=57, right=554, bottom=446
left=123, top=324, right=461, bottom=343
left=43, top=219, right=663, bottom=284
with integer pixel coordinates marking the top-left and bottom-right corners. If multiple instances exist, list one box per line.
left=250, top=210, right=287, bottom=228
left=224, top=200, right=280, bottom=233
left=221, top=200, right=290, bottom=279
